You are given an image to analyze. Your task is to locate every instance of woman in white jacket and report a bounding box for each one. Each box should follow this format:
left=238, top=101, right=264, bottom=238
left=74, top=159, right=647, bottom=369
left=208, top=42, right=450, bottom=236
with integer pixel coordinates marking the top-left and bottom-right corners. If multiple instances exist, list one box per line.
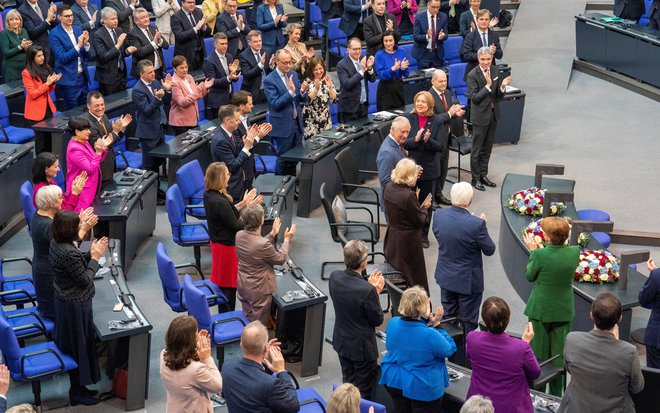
left=151, top=0, right=181, bottom=44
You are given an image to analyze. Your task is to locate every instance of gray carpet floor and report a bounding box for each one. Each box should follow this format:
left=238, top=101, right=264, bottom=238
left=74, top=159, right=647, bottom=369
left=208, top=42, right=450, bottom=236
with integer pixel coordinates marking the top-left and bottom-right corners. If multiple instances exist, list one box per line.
left=1, top=0, right=658, bottom=411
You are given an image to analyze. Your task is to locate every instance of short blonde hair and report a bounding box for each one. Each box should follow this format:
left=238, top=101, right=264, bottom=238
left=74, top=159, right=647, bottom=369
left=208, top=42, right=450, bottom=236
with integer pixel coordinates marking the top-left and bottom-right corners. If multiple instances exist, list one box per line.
left=6, top=404, right=37, bottom=413
left=327, top=383, right=361, bottom=413
left=286, top=23, right=302, bottom=37
left=390, top=158, right=418, bottom=187
left=398, top=286, right=429, bottom=319
left=411, top=91, right=435, bottom=117
left=35, top=185, right=62, bottom=211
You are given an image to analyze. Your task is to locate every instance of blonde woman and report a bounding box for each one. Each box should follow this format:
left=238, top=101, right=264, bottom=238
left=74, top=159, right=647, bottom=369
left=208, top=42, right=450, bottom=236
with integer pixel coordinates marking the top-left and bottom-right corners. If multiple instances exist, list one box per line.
left=0, top=10, right=32, bottom=82
left=151, top=0, right=181, bottom=44
left=327, top=383, right=374, bottom=413
left=284, top=23, right=314, bottom=76
left=202, top=0, right=224, bottom=34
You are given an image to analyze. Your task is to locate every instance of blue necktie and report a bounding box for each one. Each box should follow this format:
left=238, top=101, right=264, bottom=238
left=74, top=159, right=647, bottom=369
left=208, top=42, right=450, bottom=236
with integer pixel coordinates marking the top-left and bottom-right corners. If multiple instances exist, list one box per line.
left=481, top=32, right=487, bottom=47
left=355, top=61, right=366, bottom=103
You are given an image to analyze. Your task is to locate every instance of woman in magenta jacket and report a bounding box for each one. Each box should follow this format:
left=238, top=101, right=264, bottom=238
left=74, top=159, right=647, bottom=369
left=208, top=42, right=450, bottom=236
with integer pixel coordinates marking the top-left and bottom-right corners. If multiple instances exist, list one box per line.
left=388, top=0, right=418, bottom=35
left=65, top=117, right=113, bottom=212
left=466, top=297, right=541, bottom=413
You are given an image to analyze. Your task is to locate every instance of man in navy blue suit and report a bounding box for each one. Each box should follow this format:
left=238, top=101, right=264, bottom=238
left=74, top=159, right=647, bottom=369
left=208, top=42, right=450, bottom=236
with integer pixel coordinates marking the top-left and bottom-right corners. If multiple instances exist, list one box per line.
left=222, top=321, right=300, bottom=413
left=460, top=8, right=503, bottom=80
left=263, top=49, right=310, bottom=176
left=132, top=59, right=172, bottom=199
left=340, top=0, right=373, bottom=39
left=412, top=0, right=448, bottom=69
left=215, top=0, right=250, bottom=58
left=203, top=32, right=240, bottom=120
left=49, top=4, right=91, bottom=110
left=72, top=0, right=101, bottom=59
left=432, top=181, right=495, bottom=332
left=238, top=31, right=275, bottom=104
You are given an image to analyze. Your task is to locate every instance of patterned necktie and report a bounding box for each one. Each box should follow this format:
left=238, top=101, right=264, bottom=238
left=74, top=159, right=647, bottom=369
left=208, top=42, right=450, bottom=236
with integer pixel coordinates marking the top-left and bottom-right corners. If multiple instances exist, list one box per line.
left=481, top=32, right=487, bottom=47
left=431, top=15, right=436, bottom=51
left=189, top=12, right=196, bottom=27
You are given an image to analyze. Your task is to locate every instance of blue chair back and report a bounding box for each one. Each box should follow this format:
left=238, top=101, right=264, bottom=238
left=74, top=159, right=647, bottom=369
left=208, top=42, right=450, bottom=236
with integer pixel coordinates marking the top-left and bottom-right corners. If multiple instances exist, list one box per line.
left=156, top=242, right=186, bottom=311
left=125, top=55, right=138, bottom=88
left=204, top=37, right=214, bottom=57
left=0, top=91, right=11, bottom=128
left=328, top=18, right=347, bottom=57
left=198, top=99, right=207, bottom=124
left=399, top=44, right=416, bottom=70
left=448, top=63, right=468, bottom=106
left=166, top=184, right=187, bottom=244
left=309, top=3, right=324, bottom=38
left=444, top=35, right=462, bottom=65
left=54, top=169, right=65, bottom=190
left=233, top=75, right=243, bottom=91
left=175, top=159, right=206, bottom=216
left=20, top=181, right=36, bottom=236
left=89, top=0, right=102, bottom=10
left=182, top=274, right=213, bottom=330
left=368, top=79, right=379, bottom=114
left=639, top=0, right=653, bottom=25
left=87, top=66, right=99, bottom=91
left=0, top=316, right=23, bottom=377
left=163, top=46, right=175, bottom=73
left=330, top=102, right=339, bottom=126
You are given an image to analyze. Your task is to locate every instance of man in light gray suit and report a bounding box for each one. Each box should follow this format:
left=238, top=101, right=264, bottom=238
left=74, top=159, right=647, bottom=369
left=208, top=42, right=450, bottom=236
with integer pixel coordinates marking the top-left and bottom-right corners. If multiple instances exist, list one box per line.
left=559, top=293, right=644, bottom=413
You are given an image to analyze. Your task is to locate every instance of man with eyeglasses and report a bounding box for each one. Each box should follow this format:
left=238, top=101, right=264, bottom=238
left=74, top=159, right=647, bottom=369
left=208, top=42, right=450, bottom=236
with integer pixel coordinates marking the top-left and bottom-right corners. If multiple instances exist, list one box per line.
left=263, top=49, right=310, bottom=176
left=49, top=4, right=91, bottom=110
left=216, top=0, right=251, bottom=58
left=411, top=0, right=448, bottom=69
left=337, top=37, right=375, bottom=122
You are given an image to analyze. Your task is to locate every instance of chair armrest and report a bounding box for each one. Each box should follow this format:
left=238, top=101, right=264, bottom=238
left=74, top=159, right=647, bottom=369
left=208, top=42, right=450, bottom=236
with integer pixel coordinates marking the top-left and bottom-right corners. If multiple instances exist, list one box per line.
left=20, top=348, right=66, bottom=380
left=330, top=222, right=376, bottom=244
left=345, top=205, right=375, bottom=223
left=7, top=312, right=48, bottom=333
left=211, top=316, right=248, bottom=345
left=0, top=288, right=36, bottom=304
left=174, top=262, right=204, bottom=277
left=358, top=169, right=378, bottom=175
left=10, top=112, right=26, bottom=126
left=178, top=222, right=210, bottom=239
left=539, top=354, right=561, bottom=368
left=13, top=322, right=48, bottom=338
left=1, top=257, right=33, bottom=266
left=299, top=399, right=326, bottom=412
left=254, top=154, right=268, bottom=173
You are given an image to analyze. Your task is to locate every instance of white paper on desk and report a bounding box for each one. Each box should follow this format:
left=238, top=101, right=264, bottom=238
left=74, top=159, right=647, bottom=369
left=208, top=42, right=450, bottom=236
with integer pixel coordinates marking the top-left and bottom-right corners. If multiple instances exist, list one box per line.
left=372, top=111, right=398, bottom=120
left=505, top=85, right=521, bottom=94
left=422, top=68, right=437, bottom=75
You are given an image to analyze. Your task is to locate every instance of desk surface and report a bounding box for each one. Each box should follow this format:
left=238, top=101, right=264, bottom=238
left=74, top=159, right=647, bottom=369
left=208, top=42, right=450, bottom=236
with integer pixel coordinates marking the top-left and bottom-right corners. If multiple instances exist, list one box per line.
left=91, top=171, right=159, bottom=219
left=577, top=13, right=660, bottom=44
left=0, top=79, right=24, bottom=99
left=0, top=142, right=32, bottom=172
left=500, top=173, right=645, bottom=309
left=273, top=257, right=327, bottom=311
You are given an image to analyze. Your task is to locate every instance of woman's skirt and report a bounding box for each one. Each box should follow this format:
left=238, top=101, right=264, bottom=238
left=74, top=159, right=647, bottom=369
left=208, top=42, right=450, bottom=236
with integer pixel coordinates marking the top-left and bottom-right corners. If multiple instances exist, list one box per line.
left=210, top=242, right=239, bottom=288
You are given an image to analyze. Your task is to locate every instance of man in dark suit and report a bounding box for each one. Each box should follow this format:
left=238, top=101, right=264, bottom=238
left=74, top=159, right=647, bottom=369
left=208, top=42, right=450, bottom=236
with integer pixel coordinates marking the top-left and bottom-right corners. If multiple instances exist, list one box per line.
left=106, top=0, right=139, bottom=34
left=441, top=0, right=469, bottom=34
left=432, top=181, right=495, bottom=332
left=82, top=91, right=133, bottom=185
left=94, top=7, right=137, bottom=96
left=340, top=0, right=372, bottom=39
left=329, top=240, right=384, bottom=400
left=412, top=0, right=449, bottom=69
left=126, top=7, right=169, bottom=79
left=211, top=105, right=258, bottom=201
left=429, top=70, right=464, bottom=205
left=337, top=37, right=375, bottom=122
left=72, top=0, right=100, bottom=59
left=650, top=0, right=660, bottom=30
left=460, top=8, right=502, bottom=80
left=222, top=321, right=300, bottom=413
left=640, top=259, right=660, bottom=368
left=49, top=4, right=91, bottom=110
left=466, top=47, right=510, bottom=190
left=263, top=49, right=310, bottom=176
left=363, top=0, right=399, bottom=56
left=459, top=0, right=498, bottom=38
left=376, top=116, right=411, bottom=210
left=171, top=0, right=209, bottom=71
left=560, top=293, right=645, bottom=413
left=19, top=0, right=58, bottom=64
left=216, top=0, right=250, bottom=58
left=203, top=32, right=240, bottom=120
left=614, top=0, right=646, bottom=20
left=238, top=31, right=275, bottom=104
left=132, top=59, right=172, bottom=194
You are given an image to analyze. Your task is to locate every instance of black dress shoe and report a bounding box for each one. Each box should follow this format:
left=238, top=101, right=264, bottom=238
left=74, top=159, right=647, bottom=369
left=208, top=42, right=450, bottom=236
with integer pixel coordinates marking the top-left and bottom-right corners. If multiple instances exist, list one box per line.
left=157, top=198, right=165, bottom=206
left=70, top=390, right=101, bottom=406
left=83, top=387, right=99, bottom=396
left=436, top=194, right=452, bottom=206
left=481, top=177, right=497, bottom=188
left=472, top=180, right=485, bottom=191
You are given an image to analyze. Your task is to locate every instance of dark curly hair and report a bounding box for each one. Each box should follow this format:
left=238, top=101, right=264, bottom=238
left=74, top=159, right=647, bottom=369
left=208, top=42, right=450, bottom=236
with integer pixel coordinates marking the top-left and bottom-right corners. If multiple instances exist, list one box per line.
left=163, top=316, right=200, bottom=371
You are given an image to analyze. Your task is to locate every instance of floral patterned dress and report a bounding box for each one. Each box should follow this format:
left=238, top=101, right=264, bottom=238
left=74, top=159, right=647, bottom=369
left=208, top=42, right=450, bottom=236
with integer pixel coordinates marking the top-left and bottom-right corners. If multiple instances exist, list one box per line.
left=302, top=80, right=337, bottom=140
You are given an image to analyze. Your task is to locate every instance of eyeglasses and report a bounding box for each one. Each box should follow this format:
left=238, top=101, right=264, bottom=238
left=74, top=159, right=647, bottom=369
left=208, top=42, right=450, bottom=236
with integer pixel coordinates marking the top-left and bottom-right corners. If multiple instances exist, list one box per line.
left=60, top=13, right=74, bottom=18
left=278, top=60, right=292, bottom=65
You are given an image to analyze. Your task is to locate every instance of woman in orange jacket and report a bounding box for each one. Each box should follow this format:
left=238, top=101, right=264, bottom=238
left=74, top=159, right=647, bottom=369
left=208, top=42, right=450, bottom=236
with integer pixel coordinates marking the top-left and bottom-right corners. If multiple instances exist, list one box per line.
left=22, top=45, right=61, bottom=153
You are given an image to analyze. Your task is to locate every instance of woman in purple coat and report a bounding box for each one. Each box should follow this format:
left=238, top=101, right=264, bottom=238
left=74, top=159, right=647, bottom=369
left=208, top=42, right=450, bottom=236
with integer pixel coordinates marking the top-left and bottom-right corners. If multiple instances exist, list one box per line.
left=466, top=297, right=541, bottom=413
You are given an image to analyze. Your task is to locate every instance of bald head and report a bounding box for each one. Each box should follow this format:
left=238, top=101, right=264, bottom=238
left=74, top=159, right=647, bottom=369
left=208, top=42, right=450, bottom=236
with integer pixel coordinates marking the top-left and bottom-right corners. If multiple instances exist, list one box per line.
left=431, top=70, right=448, bottom=91
left=240, top=321, right=268, bottom=358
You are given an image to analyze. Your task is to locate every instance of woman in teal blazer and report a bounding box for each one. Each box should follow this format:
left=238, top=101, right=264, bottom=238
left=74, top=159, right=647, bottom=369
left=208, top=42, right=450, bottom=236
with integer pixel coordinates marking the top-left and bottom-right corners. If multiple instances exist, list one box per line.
left=0, top=10, right=32, bottom=82
left=523, top=217, right=580, bottom=397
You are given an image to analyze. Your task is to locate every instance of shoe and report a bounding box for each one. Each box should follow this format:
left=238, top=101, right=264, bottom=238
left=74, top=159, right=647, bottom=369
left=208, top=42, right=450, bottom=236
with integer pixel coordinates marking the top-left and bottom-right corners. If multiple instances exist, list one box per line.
left=436, top=194, right=452, bottom=206
left=481, top=177, right=497, bottom=188
left=432, top=202, right=442, bottom=210
left=70, top=389, right=101, bottom=406
left=422, top=239, right=430, bottom=248
left=471, top=180, right=485, bottom=191
left=83, top=387, right=99, bottom=397
left=157, top=198, right=165, bottom=206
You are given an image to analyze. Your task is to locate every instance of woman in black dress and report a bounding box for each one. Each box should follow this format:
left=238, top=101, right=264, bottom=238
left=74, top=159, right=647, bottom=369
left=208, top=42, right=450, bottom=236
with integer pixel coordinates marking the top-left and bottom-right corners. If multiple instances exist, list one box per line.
left=203, top=162, right=263, bottom=310
left=50, top=210, right=107, bottom=406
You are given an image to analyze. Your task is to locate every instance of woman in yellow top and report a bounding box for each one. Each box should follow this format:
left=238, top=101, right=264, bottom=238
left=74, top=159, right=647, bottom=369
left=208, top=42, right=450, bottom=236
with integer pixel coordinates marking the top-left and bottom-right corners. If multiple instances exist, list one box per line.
left=202, top=0, right=225, bottom=34
left=283, top=23, right=314, bottom=77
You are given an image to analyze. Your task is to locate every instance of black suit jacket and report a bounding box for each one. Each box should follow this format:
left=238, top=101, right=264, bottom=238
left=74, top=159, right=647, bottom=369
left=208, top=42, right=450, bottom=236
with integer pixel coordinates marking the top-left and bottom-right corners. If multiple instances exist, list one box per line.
left=210, top=126, right=250, bottom=201
left=126, top=25, right=170, bottom=77
left=460, top=28, right=503, bottom=80
left=93, top=26, right=128, bottom=84
left=430, top=87, right=452, bottom=123
left=171, top=8, right=209, bottom=67
left=216, top=11, right=250, bottom=57
left=203, top=51, right=234, bottom=109
left=403, top=113, right=445, bottom=180
left=238, top=48, right=270, bottom=101
left=337, top=56, right=376, bottom=114
left=363, top=13, right=400, bottom=56
left=329, top=269, right=383, bottom=362
left=106, top=0, right=134, bottom=34
left=82, top=112, right=122, bottom=184
left=222, top=358, right=299, bottom=413
left=18, top=0, right=57, bottom=59
left=466, top=64, right=504, bottom=126
left=236, top=121, right=256, bottom=184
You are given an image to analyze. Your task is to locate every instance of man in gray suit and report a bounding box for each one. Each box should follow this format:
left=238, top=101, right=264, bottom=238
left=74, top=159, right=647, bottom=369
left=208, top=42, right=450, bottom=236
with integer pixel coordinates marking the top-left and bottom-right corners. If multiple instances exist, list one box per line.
left=559, top=293, right=644, bottom=413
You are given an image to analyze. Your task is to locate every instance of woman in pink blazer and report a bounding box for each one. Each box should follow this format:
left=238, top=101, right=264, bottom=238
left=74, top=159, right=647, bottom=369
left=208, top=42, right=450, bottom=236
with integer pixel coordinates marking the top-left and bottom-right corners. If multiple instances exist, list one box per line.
left=65, top=117, right=112, bottom=212
left=388, top=0, right=418, bottom=35
left=169, top=55, right=214, bottom=135
left=160, top=316, right=222, bottom=413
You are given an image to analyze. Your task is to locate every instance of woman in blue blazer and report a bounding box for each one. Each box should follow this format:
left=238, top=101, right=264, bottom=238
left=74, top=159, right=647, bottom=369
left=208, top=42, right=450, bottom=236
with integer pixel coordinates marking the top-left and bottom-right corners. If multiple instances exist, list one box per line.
left=640, top=258, right=660, bottom=368
left=257, top=0, right=287, bottom=54
left=380, top=286, right=456, bottom=412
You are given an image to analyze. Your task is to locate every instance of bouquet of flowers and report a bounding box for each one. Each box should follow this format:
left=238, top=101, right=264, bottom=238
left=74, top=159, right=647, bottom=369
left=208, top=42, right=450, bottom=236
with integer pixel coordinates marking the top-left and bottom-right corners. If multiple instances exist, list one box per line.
left=522, top=218, right=589, bottom=248
left=574, top=249, right=620, bottom=284
left=506, top=187, right=566, bottom=217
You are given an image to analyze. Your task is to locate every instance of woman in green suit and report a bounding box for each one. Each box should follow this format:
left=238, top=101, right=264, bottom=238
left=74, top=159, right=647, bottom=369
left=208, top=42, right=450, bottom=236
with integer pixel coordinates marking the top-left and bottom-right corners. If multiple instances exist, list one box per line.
left=0, top=10, right=32, bottom=82
left=522, top=217, right=579, bottom=397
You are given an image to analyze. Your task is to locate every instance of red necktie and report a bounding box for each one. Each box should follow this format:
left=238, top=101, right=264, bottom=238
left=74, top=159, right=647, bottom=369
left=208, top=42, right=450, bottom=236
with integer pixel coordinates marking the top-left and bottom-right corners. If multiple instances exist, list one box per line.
left=440, top=91, right=448, bottom=111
